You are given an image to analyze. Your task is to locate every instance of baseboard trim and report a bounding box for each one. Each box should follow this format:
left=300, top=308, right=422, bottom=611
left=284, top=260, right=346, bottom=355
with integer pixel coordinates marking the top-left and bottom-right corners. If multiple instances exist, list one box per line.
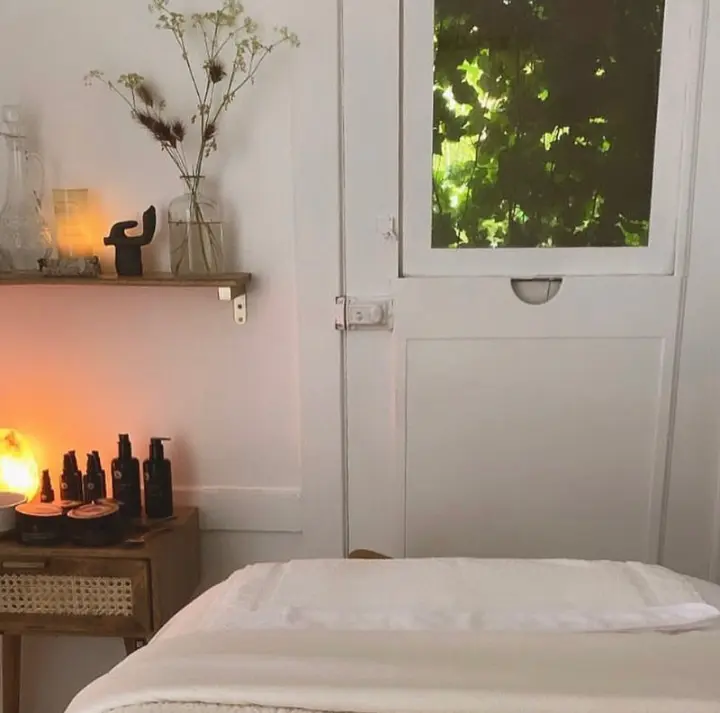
left=174, top=486, right=302, bottom=533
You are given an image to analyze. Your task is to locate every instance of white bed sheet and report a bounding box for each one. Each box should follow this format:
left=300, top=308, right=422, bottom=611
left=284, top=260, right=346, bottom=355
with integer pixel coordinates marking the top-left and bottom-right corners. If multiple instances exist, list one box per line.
left=690, top=576, right=720, bottom=609
left=154, top=559, right=720, bottom=640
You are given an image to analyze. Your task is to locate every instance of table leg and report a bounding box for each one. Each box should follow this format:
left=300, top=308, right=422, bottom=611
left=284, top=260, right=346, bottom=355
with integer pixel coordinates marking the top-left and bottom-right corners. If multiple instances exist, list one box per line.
left=123, top=638, right=147, bottom=656
left=2, top=634, right=21, bottom=713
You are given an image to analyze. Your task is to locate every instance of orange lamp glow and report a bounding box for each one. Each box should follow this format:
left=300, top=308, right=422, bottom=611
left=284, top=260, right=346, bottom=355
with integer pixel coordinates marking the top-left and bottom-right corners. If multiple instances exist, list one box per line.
left=0, top=429, right=40, bottom=501
left=53, top=188, right=103, bottom=257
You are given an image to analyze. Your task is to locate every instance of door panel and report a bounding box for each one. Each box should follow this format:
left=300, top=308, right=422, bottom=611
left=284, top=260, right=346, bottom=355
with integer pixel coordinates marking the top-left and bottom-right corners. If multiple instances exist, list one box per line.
left=405, top=337, right=668, bottom=560
left=393, top=276, right=681, bottom=338
left=342, top=1, right=706, bottom=561
left=392, top=276, right=680, bottom=560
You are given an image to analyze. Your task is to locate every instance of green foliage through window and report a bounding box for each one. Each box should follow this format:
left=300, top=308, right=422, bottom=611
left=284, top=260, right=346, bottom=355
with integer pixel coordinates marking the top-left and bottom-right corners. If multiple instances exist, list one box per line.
left=432, top=0, right=665, bottom=249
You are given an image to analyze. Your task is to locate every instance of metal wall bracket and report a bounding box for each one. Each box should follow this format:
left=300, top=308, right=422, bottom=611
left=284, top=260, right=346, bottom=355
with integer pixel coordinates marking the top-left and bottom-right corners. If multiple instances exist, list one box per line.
left=218, top=286, right=247, bottom=325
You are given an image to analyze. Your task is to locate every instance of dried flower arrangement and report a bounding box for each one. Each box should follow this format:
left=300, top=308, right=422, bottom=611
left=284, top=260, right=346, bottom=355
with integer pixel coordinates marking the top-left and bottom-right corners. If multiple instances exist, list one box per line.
left=85, top=0, right=299, bottom=274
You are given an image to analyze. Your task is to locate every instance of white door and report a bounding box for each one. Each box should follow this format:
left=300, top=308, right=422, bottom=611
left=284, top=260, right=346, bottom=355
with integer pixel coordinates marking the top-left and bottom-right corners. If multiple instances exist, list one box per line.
left=342, top=0, right=706, bottom=561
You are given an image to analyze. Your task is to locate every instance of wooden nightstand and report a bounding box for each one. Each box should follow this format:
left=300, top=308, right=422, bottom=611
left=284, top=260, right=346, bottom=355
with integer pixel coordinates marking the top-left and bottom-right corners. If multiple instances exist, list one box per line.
left=0, top=507, right=200, bottom=713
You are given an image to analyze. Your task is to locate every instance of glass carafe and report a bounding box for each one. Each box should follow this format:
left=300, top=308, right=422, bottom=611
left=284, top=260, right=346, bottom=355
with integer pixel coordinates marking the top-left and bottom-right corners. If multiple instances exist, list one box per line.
left=0, top=105, right=54, bottom=272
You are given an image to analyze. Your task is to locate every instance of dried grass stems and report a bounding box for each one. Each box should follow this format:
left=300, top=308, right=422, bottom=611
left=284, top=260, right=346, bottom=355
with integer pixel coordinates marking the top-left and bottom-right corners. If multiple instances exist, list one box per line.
left=86, top=0, right=299, bottom=193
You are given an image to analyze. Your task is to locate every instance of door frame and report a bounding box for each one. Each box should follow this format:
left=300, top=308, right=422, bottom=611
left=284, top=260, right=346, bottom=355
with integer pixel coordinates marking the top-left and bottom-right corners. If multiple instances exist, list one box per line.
left=291, top=0, right=346, bottom=558
left=341, top=0, right=403, bottom=555
left=662, top=0, right=720, bottom=582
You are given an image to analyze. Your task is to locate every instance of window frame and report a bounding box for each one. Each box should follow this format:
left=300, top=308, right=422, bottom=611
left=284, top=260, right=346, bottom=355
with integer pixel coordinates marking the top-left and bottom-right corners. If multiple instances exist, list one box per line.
left=401, top=0, right=706, bottom=278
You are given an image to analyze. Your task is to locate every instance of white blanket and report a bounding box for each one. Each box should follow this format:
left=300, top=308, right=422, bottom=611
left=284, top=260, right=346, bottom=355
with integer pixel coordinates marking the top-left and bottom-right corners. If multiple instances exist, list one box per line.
left=66, top=628, right=720, bottom=713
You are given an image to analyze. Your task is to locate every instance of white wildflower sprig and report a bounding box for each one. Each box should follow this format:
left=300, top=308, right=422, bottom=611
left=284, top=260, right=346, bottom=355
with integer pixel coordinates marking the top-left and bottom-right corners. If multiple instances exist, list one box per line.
left=85, top=0, right=299, bottom=182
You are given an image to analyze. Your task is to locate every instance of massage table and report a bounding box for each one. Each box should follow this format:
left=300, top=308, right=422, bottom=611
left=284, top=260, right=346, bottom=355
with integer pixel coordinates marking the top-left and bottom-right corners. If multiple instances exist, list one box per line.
left=65, top=556, right=720, bottom=713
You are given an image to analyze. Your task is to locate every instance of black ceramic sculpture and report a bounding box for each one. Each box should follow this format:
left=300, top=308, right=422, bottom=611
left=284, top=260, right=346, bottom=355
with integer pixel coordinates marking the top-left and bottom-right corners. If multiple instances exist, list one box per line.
left=104, top=206, right=157, bottom=277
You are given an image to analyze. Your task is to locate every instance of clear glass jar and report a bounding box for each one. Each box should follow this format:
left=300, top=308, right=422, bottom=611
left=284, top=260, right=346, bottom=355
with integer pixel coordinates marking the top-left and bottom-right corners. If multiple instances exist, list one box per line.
left=0, top=105, right=55, bottom=272
left=168, top=176, right=224, bottom=275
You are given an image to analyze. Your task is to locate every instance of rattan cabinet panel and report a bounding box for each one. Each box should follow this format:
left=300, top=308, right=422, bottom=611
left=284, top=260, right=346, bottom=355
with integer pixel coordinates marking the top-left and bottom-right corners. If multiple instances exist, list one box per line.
left=0, top=557, right=150, bottom=635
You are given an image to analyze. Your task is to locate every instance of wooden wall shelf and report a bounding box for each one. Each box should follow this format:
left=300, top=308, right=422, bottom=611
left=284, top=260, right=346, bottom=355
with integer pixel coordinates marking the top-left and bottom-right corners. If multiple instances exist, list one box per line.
left=0, top=271, right=250, bottom=290
left=0, top=272, right=252, bottom=324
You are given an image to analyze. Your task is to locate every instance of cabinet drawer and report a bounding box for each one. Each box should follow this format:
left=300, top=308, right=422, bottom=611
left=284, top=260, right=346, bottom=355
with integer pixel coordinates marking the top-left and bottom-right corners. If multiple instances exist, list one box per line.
left=0, top=556, right=151, bottom=636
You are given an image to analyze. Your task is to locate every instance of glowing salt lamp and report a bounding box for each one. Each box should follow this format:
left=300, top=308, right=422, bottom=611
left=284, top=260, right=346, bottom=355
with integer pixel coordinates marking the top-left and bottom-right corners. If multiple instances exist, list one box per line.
left=0, top=429, right=40, bottom=501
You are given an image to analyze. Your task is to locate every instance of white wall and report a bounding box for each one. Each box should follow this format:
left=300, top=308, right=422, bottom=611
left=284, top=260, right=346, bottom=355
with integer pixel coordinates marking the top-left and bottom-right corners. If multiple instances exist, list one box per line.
left=0, top=0, right=301, bottom=495
left=0, top=1, right=343, bottom=712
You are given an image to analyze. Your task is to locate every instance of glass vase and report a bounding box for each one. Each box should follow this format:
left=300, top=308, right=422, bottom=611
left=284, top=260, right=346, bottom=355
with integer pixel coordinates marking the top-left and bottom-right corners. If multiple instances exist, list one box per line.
left=168, top=176, right=224, bottom=275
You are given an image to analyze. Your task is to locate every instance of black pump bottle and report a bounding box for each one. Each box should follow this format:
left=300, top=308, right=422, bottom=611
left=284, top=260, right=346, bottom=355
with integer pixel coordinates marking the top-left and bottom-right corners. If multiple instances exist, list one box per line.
left=112, top=434, right=142, bottom=518
left=60, top=451, right=83, bottom=502
left=61, top=452, right=79, bottom=501
left=83, top=453, right=103, bottom=503
left=40, top=470, right=55, bottom=503
left=143, top=438, right=173, bottom=519
left=92, top=451, right=107, bottom=499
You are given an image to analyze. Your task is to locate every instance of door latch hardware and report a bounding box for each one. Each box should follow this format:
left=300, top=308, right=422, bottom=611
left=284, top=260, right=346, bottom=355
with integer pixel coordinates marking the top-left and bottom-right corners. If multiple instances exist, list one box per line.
left=335, top=297, right=393, bottom=331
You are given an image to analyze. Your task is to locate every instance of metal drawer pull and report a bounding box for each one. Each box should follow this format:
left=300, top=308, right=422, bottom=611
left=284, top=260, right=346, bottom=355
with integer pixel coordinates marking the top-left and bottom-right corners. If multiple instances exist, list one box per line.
left=1, top=560, right=47, bottom=570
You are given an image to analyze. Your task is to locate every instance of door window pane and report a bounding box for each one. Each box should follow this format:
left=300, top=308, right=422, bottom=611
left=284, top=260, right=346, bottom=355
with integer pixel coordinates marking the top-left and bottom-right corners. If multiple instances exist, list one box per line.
left=432, top=0, right=666, bottom=249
